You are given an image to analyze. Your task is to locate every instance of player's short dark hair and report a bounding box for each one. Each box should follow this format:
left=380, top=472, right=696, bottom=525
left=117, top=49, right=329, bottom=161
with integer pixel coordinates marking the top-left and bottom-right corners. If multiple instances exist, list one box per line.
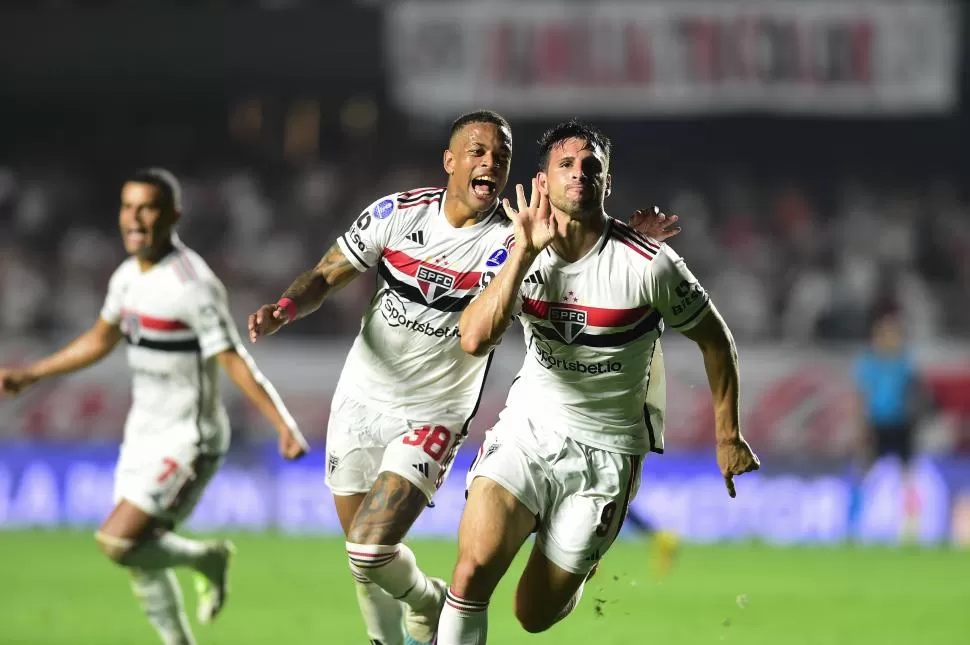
left=537, top=119, right=612, bottom=171
left=125, top=168, right=183, bottom=212
left=449, top=110, right=512, bottom=145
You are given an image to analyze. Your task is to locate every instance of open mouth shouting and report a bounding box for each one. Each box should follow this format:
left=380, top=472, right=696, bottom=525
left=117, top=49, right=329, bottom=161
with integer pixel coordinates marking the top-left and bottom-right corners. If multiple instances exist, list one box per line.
left=125, top=226, right=149, bottom=248
left=470, top=174, right=498, bottom=202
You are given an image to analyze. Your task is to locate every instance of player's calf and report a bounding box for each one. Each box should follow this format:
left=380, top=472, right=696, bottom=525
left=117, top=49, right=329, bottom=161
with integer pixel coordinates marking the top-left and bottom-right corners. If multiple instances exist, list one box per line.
left=346, top=472, right=445, bottom=645
left=513, top=544, right=588, bottom=633
left=515, top=582, right=586, bottom=634
left=336, top=490, right=407, bottom=645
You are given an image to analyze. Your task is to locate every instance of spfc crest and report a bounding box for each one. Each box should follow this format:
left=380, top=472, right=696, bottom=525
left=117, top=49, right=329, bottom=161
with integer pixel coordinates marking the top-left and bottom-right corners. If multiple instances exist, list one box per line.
left=549, top=307, right=587, bottom=344
left=416, top=264, right=456, bottom=303
left=123, top=312, right=142, bottom=343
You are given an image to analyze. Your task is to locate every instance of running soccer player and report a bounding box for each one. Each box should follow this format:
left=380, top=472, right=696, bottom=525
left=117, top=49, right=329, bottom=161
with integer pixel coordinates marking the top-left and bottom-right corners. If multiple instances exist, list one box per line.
left=436, top=120, right=760, bottom=644
left=0, top=169, right=308, bottom=645
left=247, top=111, right=681, bottom=645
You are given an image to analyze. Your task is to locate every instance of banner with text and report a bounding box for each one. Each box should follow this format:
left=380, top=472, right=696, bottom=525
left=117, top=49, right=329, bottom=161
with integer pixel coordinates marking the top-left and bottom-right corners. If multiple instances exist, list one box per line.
left=385, top=0, right=959, bottom=117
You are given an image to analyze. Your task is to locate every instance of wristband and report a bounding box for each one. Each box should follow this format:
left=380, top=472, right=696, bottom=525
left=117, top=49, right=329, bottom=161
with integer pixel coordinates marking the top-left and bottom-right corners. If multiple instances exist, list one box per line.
left=276, top=298, right=297, bottom=323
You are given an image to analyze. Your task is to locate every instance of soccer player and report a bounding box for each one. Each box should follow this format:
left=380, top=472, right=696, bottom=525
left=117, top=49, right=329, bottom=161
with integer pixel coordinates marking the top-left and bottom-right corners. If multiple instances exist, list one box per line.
left=0, top=169, right=308, bottom=645
left=437, top=120, right=760, bottom=644
left=247, top=111, right=680, bottom=645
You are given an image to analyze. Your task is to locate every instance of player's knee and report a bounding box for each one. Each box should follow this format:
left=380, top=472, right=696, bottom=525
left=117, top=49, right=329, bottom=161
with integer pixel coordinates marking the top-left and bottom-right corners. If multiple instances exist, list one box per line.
left=95, top=531, right=135, bottom=565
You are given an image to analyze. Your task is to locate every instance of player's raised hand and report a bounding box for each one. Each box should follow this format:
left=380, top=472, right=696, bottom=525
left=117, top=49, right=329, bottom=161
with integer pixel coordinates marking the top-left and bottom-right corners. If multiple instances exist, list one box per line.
left=248, top=304, right=288, bottom=343
left=278, top=425, right=310, bottom=460
left=629, top=207, right=681, bottom=243
left=0, top=368, right=38, bottom=397
left=503, top=178, right=559, bottom=255
left=716, top=435, right=760, bottom=498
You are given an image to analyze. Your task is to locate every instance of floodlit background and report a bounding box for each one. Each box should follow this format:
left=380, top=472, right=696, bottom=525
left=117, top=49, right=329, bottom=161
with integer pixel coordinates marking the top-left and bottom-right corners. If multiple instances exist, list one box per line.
left=1, top=2, right=969, bottom=644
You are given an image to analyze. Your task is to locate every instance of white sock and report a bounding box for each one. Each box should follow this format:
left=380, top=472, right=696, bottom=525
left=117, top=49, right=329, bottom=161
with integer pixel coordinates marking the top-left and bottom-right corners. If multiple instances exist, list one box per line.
left=130, top=568, right=196, bottom=645
left=122, top=533, right=209, bottom=571
left=435, top=589, right=488, bottom=645
left=553, top=580, right=585, bottom=625
left=346, top=542, right=438, bottom=611
left=351, top=568, right=405, bottom=645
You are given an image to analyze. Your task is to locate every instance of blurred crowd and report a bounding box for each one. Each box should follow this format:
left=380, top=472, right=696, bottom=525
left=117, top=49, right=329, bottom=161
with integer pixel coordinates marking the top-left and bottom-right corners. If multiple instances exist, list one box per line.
left=3, top=154, right=968, bottom=343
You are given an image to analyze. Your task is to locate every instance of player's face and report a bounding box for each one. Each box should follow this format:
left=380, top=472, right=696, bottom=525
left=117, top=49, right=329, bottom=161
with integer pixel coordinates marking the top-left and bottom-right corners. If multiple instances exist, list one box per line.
left=539, top=137, right=611, bottom=219
left=118, top=182, right=177, bottom=258
left=444, top=122, right=512, bottom=213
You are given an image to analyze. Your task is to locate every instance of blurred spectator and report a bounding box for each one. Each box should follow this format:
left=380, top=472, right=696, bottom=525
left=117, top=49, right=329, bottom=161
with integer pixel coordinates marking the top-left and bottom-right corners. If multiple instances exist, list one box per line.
left=0, top=122, right=967, bottom=343
left=2, top=158, right=967, bottom=342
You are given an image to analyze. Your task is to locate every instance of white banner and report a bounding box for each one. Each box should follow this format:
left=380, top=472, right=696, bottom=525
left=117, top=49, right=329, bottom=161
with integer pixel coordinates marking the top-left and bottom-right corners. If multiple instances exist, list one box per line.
left=385, top=0, right=960, bottom=117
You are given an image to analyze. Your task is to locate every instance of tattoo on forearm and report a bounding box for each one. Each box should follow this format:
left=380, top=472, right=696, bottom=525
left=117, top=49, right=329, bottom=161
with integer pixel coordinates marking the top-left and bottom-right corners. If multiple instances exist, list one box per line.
left=281, top=269, right=320, bottom=301
left=348, top=472, right=428, bottom=544
left=280, top=243, right=357, bottom=314
left=316, top=243, right=357, bottom=287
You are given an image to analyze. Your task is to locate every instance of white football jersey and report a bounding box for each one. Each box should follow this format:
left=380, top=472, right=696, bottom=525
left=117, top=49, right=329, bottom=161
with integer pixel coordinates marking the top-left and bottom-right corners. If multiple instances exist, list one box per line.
left=501, top=217, right=711, bottom=455
left=100, top=242, right=239, bottom=453
left=335, top=187, right=514, bottom=427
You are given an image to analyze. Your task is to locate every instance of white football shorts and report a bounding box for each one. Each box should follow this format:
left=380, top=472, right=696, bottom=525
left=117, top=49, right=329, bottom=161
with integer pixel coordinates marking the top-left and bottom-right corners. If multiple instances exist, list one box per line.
left=468, top=415, right=643, bottom=575
left=325, top=392, right=464, bottom=501
left=113, top=437, right=223, bottom=526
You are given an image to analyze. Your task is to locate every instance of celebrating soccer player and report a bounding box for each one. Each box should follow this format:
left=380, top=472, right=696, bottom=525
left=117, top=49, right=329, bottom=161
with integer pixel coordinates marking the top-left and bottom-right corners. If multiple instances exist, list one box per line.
left=436, top=120, right=760, bottom=644
left=0, top=169, right=308, bottom=645
left=247, top=111, right=681, bottom=645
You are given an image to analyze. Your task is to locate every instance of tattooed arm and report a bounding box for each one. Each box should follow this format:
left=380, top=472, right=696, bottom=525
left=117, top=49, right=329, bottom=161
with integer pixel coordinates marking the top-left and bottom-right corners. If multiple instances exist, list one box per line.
left=281, top=242, right=359, bottom=319
left=248, top=242, right=360, bottom=341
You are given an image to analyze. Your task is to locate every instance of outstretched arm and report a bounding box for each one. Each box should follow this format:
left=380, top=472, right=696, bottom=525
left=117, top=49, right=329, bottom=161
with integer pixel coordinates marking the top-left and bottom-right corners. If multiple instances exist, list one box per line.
left=680, top=306, right=759, bottom=497
left=1, top=318, right=122, bottom=396
left=216, top=347, right=308, bottom=459
left=681, top=307, right=741, bottom=444
left=249, top=242, right=359, bottom=341
left=648, top=241, right=757, bottom=498
left=280, top=242, right=359, bottom=320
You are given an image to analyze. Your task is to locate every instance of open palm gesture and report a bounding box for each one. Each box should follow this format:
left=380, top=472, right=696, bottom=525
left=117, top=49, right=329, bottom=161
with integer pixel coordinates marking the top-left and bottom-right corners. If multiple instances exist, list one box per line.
left=503, top=179, right=560, bottom=256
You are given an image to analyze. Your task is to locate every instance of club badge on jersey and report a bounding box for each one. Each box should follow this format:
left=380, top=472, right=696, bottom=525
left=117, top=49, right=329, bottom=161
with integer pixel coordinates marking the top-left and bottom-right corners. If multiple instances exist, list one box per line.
left=550, top=307, right=588, bottom=344
left=122, top=311, right=143, bottom=344
left=416, top=264, right=457, bottom=303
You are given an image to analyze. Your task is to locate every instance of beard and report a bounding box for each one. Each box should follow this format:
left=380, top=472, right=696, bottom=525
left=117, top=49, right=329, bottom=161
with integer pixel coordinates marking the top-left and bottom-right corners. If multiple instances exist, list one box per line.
left=551, top=190, right=597, bottom=219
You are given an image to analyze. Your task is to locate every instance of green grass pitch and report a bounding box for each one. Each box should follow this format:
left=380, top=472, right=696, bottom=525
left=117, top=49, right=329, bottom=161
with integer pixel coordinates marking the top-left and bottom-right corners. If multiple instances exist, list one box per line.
left=1, top=531, right=968, bottom=644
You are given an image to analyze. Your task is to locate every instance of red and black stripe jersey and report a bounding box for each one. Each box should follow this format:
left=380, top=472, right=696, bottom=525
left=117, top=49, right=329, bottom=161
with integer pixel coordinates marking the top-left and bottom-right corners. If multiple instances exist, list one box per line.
left=100, top=241, right=239, bottom=453
left=334, top=189, right=514, bottom=426
left=502, top=216, right=711, bottom=455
